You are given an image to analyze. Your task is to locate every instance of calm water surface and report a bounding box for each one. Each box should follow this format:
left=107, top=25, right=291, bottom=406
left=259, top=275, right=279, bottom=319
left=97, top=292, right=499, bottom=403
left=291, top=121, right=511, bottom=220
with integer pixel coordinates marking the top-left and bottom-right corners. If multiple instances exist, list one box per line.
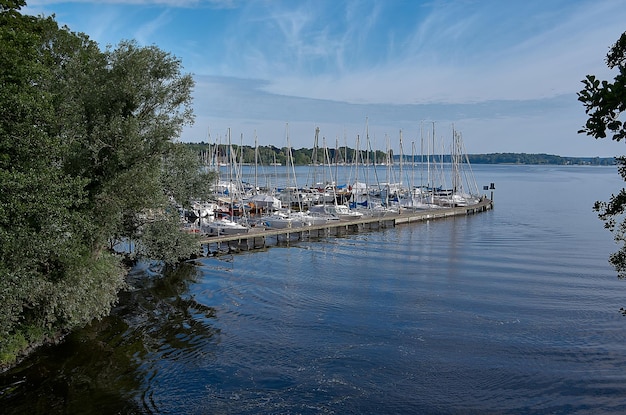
left=2, top=165, right=626, bottom=414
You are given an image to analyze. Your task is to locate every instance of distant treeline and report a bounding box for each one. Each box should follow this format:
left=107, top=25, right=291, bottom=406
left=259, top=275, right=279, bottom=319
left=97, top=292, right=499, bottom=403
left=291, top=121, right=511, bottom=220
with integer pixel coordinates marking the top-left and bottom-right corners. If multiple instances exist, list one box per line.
left=462, top=153, right=615, bottom=165
left=184, top=143, right=615, bottom=166
left=185, top=142, right=388, bottom=166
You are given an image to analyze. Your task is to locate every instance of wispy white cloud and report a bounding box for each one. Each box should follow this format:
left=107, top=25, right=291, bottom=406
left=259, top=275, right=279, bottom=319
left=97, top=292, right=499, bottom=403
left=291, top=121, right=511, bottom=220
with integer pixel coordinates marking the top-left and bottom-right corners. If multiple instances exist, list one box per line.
left=244, top=0, right=625, bottom=108
left=132, top=8, right=172, bottom=44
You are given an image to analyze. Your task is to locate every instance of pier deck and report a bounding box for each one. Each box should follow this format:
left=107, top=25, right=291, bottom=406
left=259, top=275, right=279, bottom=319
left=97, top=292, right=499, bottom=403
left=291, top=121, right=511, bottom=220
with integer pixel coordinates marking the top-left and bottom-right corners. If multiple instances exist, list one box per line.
left=199, top=198, right=493, bottom=255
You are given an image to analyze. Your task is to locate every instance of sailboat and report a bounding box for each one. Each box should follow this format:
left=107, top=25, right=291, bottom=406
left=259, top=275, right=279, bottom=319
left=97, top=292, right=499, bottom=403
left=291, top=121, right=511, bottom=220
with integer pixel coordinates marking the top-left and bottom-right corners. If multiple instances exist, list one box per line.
left=203, top=128, right=251, bottom=236
left=202, top=216, right=249, bottom=236
left=399, top=122, right=441, bottom=211
left=348, top=120, right=398, bottom=217
left=308, top=130, right=363, bottom=220
left=264, top=124, right=314, bottom=229
left=432, top=125, right=481, bottom=207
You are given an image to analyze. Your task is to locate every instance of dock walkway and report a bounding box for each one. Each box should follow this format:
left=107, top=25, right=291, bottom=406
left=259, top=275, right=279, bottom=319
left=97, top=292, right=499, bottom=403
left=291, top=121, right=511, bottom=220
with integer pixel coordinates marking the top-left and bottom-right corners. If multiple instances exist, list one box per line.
left=199, top=198, right=493, bottom=255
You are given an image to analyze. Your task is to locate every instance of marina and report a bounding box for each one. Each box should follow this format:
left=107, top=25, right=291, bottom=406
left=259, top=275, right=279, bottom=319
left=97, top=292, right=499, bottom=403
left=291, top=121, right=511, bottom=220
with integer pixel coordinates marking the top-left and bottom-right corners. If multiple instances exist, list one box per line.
left=190, top=124, right=492, bottom=256
left=199, top=198, right=493, bottom=254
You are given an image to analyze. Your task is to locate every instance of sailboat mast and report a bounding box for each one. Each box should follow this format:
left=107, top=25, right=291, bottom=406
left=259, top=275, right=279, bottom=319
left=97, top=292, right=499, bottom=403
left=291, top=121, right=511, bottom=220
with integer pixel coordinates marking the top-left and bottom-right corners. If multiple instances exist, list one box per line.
left=254, top=132, right=258, bottom=193
left=399, top=129, right=404, bottom=191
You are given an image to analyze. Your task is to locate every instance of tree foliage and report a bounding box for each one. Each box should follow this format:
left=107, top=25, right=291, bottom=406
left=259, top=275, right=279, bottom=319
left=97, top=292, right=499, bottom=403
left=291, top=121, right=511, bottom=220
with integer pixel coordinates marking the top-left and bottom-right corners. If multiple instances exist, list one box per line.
left=578, top=31, right=626, bottom=276
left=0, top=1, right=214, bottom=366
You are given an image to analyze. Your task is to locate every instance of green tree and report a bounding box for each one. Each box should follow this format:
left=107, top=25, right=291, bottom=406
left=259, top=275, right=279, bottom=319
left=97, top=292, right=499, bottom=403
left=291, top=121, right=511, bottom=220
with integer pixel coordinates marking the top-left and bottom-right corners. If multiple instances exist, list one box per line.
left=578, top=31, right=626, bottom=276
left=0, top=1, right=214, bottom=366
left=0, top=0, right=120, bottom=364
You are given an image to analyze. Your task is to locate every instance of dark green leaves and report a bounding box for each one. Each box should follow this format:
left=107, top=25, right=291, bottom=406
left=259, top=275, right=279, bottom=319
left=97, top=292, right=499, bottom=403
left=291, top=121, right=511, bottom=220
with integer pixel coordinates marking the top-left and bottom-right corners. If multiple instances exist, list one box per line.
left=578, top=33, right=626, bottom=142
left=579, top=31, right=626, bottom=277
left=0, top=3, right=207, bottom=365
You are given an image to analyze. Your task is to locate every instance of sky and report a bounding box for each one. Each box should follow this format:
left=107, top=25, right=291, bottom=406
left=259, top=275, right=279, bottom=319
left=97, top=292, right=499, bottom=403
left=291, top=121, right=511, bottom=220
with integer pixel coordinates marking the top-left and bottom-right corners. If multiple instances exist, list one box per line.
left=23, top=0, right=626, bottom=157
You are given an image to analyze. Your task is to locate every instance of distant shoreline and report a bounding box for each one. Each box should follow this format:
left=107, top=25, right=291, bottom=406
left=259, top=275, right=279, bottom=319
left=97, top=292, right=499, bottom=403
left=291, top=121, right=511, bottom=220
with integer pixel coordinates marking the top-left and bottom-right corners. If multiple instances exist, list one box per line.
left=184, top=143, right=616, bottom=166
left=451, top=154, right=615, bottom=166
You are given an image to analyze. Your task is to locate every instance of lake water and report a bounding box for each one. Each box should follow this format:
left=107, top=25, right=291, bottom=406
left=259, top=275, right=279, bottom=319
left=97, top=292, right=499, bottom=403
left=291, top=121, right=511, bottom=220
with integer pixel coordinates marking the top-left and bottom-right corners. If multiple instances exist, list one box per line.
left=3, top=164, right=626, bottom=414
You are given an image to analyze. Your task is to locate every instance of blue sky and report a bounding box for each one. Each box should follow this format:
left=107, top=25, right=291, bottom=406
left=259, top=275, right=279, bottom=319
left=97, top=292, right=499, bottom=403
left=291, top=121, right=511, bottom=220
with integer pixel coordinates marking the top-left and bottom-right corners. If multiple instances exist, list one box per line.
left=24, top=0, right=626, bottom=156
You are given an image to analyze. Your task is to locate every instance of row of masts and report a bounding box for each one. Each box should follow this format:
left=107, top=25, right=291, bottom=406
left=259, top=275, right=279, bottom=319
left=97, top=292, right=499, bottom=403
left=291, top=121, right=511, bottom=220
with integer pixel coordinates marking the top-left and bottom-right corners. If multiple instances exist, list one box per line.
left=199, top=122, right=478, bottom=191
left=185, top=123, right=481, bottom=227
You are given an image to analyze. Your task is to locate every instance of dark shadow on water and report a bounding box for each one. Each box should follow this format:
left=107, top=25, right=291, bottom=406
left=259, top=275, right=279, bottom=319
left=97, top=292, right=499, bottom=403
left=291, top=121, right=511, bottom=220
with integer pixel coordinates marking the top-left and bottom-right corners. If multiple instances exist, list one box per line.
left=0, top=261, right=219, bottom=415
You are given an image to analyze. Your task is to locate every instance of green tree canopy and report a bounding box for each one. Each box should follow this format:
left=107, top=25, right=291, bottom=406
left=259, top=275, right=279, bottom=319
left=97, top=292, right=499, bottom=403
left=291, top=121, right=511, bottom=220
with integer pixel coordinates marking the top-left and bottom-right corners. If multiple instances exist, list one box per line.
left=578, top=31, right=626, bottom=276
left=0, top=1, right=214, bottom=366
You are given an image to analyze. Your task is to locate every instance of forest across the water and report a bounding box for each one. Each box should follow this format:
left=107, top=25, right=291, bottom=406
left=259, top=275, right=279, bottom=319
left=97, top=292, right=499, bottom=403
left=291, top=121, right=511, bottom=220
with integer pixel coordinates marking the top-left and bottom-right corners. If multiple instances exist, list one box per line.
left=184, top=143, right=615, bottom=166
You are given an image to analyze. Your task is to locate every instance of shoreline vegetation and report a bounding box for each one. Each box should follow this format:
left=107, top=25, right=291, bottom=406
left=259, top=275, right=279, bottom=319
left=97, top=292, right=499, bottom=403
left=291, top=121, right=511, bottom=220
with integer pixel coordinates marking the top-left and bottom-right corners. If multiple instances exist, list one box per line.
left=183, top=143, right=615, bottom=166
left=0, top=2, right=215, bottom=370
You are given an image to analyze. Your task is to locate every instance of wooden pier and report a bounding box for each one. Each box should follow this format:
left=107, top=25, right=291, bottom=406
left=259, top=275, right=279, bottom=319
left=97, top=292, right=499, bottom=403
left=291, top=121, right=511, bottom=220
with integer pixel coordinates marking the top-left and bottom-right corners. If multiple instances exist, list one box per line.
left=199, top=198, right=493, bottom=255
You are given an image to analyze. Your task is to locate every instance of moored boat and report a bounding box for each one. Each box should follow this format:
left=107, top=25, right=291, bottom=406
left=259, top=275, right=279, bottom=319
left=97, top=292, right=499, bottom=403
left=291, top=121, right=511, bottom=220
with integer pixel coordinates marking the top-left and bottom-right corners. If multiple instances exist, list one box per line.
left=309, top=203, right=363, bottom=220
left=202, top=217, right=249, bottom=236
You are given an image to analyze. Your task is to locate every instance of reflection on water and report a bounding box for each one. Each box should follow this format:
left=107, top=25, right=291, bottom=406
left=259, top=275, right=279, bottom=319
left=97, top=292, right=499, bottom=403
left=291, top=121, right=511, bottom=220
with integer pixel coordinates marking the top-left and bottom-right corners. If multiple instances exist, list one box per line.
left=0, top=263, right=219, bottom=415
left=0, top=316, right=144, bottom=414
